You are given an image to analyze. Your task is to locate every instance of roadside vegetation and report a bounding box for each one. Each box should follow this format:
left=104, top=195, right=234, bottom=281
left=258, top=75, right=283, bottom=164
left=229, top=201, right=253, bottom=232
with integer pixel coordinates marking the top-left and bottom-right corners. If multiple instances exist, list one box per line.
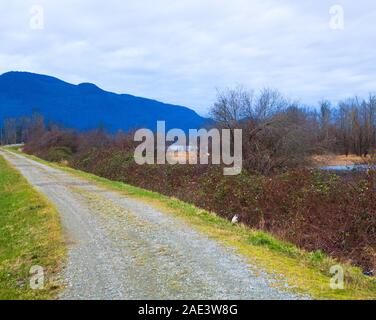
left=0, top=154, right=65, bottom=300
left=14, top=125, right=376, bottom=275
left=5, top=147, right=376, bottom=299
left=1, top=86, right=376, bottom=299
left=68, top=151, right=376, bottom=274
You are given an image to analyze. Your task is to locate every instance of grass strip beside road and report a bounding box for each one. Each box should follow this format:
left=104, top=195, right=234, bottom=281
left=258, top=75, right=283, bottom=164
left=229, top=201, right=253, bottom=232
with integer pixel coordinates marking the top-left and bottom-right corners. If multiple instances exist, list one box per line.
left=0, top=154, right=65, bottom=300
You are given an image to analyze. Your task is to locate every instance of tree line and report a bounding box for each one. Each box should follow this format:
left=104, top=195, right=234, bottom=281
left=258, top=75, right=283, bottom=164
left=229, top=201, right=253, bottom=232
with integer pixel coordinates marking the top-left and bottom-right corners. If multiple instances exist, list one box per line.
left=0, top=114, right=45, bottom=145
left=1, top=87, right=376, bottom=173
left=209, top=87, right=376, bottom=173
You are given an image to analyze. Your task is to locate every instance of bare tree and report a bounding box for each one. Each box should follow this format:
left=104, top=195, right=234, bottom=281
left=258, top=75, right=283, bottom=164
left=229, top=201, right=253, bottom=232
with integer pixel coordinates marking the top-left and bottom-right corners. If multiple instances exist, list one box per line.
left=252, top=88, right=288, bottom=122
left=210, top=86, right=253, bottom=129
left=210, top=87, right=315, bottom=173
left=3, top=118, right=17, bottom=144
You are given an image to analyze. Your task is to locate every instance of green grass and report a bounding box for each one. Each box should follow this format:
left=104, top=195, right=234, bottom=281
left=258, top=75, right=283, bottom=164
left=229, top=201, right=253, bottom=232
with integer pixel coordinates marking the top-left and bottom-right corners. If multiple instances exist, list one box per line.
left=4, top=147, right=376, bottom=300
left=0, top=153, right=65, bottom=300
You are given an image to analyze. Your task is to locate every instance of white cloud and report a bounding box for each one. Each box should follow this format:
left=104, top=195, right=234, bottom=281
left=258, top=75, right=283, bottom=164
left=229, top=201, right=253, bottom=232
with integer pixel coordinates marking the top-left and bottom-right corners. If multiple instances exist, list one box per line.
left=1, top=0, right=376, bottom=115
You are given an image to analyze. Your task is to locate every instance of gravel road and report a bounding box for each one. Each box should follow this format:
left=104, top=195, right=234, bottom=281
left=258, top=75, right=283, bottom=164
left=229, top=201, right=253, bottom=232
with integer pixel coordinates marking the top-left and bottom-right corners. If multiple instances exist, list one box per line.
left=1, top=150, right=308, bottom=300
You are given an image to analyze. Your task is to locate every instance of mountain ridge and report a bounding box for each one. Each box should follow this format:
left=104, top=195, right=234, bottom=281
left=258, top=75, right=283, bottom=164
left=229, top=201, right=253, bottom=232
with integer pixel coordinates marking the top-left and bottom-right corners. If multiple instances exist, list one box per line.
left=0, top=71, right=208, bottom=132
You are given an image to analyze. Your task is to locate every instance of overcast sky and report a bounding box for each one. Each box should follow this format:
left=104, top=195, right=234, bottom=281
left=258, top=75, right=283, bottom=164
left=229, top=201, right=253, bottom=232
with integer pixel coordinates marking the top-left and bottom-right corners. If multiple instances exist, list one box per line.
left=1, top=0, right=376, bottom=115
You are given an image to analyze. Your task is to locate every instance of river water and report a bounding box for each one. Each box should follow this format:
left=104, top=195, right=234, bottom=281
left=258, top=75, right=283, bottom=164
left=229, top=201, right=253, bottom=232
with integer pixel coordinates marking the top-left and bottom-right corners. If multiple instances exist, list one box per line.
left=320, top=164, right=374, bottom=171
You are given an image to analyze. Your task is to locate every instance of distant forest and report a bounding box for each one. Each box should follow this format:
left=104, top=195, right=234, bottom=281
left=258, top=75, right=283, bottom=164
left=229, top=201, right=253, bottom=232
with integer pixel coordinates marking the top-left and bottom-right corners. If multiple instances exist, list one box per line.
left=1, top=87, right=376, bottom=173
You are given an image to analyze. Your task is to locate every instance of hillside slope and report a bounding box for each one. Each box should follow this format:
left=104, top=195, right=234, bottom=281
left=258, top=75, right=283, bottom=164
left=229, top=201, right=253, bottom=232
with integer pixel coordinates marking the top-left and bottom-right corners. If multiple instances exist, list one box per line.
left=0, top=71, right=208, bottom=132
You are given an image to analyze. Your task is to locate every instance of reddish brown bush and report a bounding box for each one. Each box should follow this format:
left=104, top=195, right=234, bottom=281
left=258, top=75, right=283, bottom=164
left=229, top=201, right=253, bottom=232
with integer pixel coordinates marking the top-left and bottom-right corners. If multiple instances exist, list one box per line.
left=64, top=145, right=376, bottom=272
left=25, top=131, right=376, bottom=272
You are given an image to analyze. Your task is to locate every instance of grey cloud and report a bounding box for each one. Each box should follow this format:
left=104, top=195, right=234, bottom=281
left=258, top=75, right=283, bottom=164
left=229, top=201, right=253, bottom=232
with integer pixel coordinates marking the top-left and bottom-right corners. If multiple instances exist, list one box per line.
left=1, top=0, right=376, bottom=115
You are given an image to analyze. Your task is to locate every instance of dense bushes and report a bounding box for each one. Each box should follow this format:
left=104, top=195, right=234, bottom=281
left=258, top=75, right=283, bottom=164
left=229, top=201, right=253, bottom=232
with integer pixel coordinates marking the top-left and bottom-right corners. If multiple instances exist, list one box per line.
left=43, top=146, right=73, bottom=162
left=22, top=124, right=376, bottom=273
left=61, top=145, right=376, bottom=273
left=23, top=125, right=78, bottom=162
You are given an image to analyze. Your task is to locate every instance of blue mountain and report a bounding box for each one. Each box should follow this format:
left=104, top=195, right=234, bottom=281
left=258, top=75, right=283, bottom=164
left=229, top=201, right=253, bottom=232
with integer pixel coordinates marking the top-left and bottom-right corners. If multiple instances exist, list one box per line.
left=0, top=71, right=208, bottom=132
